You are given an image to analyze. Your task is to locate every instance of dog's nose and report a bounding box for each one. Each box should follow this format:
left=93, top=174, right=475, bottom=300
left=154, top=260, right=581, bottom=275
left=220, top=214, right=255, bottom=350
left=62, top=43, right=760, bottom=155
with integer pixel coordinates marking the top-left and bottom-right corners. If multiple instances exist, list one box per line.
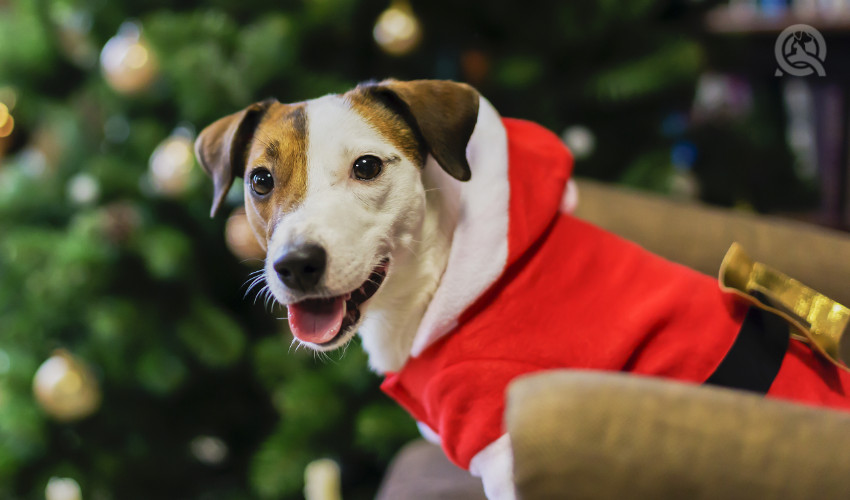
left=274, top=244, right=327, bottom=291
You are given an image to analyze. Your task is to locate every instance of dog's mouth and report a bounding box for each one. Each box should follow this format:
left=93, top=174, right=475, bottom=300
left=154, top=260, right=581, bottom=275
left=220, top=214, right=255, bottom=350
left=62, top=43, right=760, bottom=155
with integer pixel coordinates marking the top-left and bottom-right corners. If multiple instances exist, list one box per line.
left=286, top=259, right=389, bottom=346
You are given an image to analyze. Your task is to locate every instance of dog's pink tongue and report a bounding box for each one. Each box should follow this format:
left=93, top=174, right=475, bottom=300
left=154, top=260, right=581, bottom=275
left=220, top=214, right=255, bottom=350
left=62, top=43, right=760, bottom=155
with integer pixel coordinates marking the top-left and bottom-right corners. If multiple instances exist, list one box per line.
left=288, top=297, right=345, bottom=344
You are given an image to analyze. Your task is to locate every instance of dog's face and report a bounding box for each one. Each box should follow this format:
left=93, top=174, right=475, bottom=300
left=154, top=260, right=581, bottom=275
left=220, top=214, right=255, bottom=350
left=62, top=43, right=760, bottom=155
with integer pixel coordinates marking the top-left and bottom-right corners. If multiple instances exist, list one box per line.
left=195, top=80, right=479, bottom=351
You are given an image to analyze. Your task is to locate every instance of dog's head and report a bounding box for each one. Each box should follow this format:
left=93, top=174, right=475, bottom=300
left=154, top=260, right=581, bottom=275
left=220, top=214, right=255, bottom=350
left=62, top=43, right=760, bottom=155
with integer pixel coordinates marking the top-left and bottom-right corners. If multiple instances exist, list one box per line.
left=195, top=79, right=479, bottom=350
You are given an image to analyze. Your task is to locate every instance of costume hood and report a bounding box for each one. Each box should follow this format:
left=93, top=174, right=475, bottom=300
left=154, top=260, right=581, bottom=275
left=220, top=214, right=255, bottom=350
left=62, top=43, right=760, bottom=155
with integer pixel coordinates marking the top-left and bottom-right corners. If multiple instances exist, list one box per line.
left=410, top=99, right=574, bottom=356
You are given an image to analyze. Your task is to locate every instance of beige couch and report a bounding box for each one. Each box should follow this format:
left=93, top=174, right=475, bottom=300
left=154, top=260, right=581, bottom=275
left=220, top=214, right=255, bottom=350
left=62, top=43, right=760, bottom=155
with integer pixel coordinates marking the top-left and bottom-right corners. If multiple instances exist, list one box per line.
left=376, top=179, right=850, bottom=500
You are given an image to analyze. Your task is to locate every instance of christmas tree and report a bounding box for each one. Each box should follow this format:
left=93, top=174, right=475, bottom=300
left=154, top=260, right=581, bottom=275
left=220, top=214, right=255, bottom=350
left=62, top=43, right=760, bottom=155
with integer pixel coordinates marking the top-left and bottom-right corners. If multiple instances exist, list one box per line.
left=0, top=0, right=814, bottom=498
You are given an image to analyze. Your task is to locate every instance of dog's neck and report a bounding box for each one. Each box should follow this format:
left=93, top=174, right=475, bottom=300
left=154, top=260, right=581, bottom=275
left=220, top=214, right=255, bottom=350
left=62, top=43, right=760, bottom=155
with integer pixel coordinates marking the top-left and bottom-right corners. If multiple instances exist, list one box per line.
left=357, top=97, right=506, bottom=373
left=357, top=158, right=460, bottom=373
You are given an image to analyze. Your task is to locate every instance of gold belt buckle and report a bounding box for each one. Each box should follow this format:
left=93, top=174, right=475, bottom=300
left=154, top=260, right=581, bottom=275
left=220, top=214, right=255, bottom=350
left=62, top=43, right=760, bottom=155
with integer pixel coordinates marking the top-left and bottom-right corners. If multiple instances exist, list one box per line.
left=719, top=243, right=850, bottom=372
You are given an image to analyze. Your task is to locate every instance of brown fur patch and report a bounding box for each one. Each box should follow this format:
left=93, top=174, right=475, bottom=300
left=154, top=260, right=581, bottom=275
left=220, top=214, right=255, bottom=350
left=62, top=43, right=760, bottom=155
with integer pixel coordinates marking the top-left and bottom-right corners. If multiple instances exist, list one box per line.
left=245, top=103, right=308, bottom=240
left=344, top=88, right=425, bottom=167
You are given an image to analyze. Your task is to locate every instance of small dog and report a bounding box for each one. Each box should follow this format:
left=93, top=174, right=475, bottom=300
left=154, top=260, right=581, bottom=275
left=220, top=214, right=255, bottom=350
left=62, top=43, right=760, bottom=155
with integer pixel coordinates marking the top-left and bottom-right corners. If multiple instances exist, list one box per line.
left=196, top=79, right=850, bottom=499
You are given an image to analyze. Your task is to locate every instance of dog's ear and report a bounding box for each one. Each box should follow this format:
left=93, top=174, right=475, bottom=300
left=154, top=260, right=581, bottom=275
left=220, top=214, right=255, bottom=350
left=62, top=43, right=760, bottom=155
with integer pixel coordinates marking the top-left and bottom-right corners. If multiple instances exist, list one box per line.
left=367, top=80, right=479, bottom=181
left=194, top=99, right=276, bottom=217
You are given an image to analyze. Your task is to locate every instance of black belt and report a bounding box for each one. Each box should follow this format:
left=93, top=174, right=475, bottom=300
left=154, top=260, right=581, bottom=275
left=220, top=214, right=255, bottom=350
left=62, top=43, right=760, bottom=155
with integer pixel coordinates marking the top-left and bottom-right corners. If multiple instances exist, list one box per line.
left=704, top=304, right=790, bottom=394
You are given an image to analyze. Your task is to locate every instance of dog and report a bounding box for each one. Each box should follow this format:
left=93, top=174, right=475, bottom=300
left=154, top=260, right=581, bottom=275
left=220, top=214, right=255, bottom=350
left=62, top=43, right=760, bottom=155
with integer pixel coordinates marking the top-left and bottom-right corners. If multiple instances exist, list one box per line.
left=195, top=79, right=850, bottom=499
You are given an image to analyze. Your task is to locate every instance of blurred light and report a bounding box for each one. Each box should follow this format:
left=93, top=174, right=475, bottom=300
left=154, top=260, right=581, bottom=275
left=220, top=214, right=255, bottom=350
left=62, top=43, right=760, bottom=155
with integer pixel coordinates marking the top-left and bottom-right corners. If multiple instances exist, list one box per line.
left=190, top=436, right=229, bottom=465
left=373, top=1, right=422, bottom=56
left=225, top=207, right=265, bottom=262
left=304, top=458, right=342, bottom=500
left=67, top=173, right=100, bottom=205
left=45, top=477, right=82, bottom=500
left=561, top=125, right=596, bottom=160
left=671, top=141, right=697, bottom=168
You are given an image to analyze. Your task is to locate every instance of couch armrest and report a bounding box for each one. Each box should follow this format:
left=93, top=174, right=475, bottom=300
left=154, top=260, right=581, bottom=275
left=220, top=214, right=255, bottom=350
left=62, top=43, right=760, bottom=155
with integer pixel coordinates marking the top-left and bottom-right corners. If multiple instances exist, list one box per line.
left=573, top=179, right=850, bottom=306
left=507, top=371, right=850, bottom=500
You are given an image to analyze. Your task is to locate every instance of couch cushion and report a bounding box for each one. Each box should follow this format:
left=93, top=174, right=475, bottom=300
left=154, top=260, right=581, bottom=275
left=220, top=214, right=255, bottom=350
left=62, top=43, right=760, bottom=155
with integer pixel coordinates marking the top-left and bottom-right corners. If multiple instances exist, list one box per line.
left=507, top=371, right=850, bottom=500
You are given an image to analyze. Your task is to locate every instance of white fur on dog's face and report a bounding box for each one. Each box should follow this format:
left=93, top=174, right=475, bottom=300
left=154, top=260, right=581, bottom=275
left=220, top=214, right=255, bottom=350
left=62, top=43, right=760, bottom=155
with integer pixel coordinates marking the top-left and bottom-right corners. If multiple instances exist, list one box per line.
left=250, top=95, right=427, bottom=350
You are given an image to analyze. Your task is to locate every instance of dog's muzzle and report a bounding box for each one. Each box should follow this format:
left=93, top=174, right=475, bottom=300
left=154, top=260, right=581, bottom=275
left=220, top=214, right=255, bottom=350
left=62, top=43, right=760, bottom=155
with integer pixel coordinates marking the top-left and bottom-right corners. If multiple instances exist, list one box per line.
left=284, top=258, right=390, bottom=346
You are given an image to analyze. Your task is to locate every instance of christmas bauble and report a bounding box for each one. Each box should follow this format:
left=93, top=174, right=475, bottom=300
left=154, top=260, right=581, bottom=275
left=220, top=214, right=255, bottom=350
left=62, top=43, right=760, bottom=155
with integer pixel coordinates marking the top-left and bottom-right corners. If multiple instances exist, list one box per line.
left=0, top=102, right=14, bottom=139
left=225, top=207, right=265, bottom=262
left=100, top=22, right=159, bottom=94
left=33, top=350, right=101, bottom=422
left=0, top=103, right=12, bottom=161
left=373, top=0, right=422, bottom=56
left=149, top=129, right=195, bottom=196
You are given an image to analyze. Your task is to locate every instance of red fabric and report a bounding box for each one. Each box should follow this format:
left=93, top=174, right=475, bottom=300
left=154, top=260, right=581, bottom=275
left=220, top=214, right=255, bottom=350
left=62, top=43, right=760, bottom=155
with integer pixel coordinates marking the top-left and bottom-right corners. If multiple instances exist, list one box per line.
left=381, top=118, right=850, bottom=470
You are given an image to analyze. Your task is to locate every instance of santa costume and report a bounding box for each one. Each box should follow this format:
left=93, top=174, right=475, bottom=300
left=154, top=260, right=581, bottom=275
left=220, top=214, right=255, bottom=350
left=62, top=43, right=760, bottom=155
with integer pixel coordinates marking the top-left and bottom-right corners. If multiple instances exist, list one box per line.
left=380, top=115, right=850, bottom=481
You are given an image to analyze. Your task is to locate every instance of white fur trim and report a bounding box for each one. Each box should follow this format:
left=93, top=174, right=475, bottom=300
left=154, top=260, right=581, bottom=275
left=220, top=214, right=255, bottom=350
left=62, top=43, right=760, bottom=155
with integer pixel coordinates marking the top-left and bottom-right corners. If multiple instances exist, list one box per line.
left=416, top=421, right=441, bottom=445
left=410, top=97, right=510, bottom=356
left=469, top=434, right=517, bottom=500
left=561, top=179, right=579, bottom=214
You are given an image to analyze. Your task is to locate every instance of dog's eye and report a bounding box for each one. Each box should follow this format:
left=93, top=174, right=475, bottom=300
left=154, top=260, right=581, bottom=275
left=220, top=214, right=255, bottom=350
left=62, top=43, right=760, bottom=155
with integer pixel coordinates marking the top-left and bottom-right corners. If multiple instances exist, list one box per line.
left=352, top=155, right=383, bottom=181
left=250, top=168, right=274, bottom=196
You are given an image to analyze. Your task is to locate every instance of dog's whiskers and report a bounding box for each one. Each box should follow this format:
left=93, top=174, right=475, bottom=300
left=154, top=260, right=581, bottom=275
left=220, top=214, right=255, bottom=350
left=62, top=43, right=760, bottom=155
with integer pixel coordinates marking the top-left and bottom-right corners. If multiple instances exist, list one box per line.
left=338, top=339, right=352, bottom=360
left=313, top=349, right=336, bottom=364
left=242, top=274, right=270, bottom=307
left=240, top=270, right=265, bottom=289
left=288, top=337, right=299, bottom=354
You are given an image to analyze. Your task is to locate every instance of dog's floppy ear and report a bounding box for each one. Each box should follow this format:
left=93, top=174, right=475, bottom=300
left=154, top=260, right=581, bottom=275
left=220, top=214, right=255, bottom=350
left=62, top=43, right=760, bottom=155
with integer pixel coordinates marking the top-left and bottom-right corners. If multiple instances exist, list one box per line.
left=368, top=80, right=479, bottom=181
left=194, top=99, right=276, bottom=217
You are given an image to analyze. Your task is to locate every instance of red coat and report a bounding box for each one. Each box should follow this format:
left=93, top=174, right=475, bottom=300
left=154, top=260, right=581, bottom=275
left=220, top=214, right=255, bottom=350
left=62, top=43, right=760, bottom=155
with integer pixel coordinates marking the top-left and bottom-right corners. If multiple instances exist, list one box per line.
left=381, top=118, right=850, bottom=470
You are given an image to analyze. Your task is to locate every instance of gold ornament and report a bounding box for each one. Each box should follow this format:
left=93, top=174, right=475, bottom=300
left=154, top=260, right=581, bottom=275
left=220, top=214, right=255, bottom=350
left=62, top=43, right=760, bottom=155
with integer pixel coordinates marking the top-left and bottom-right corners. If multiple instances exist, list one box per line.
left=373, top=0, right=422, bottom=56
left=0, top=102, right=14, bottom=138
left=0, top=88, right=17, bottom=162
left=0, top=102, right=12, bottom=162
left=33, top=350, right=102, bottom=422
left=100, top=22, right=159, bottom=94
left=45, top=477, right=82, bottom=500
left=225, top=207, right=265, bottom=262
left=149, top=128, right=195, bottom=196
